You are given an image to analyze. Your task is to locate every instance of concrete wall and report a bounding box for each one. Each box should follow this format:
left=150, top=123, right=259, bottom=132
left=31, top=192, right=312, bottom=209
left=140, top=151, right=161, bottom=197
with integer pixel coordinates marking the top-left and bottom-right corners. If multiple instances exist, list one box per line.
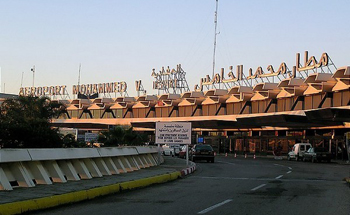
left=0, top=146, right=161, bottom=191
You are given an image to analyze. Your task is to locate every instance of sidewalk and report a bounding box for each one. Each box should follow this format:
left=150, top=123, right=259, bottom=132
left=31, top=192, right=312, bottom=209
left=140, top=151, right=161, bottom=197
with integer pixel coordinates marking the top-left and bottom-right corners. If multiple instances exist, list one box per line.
left=0, top=157, right=194, bottom=215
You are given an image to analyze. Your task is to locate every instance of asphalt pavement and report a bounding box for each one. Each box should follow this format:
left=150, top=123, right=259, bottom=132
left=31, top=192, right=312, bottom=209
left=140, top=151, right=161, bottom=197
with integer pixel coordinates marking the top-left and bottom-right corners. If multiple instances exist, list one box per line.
left=29, top=155, right=350, bottom=215
left=1, top=154, right=348, bottom=215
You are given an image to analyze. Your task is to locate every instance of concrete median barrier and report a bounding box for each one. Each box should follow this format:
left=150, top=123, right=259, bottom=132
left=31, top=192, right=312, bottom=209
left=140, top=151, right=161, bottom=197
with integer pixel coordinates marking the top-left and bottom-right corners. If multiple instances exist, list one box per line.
left=0, top=146, right=160, bottom=191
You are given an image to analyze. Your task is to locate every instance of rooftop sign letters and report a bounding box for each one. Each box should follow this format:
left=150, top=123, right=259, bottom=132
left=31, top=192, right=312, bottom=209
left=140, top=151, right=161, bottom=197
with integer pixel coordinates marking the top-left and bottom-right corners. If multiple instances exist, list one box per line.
left=18, top=51, right=333, bottom=97
left=151, top=64, right=190, bottom=94
left=296, top=52, right=329, bottom=71
left=19, top=86, right=67, bottom=97
left=195, top=51, right=331, bottom=91
left=72, top=82, right=127, bottom=95
left=19, top=81, right=127, bottom=97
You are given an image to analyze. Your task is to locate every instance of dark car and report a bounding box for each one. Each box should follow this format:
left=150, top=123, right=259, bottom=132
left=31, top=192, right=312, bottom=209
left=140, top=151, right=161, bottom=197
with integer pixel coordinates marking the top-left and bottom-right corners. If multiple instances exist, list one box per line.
left=190, top=144, right=215, bottom=163
left=303, top=147, right=332, bottom=163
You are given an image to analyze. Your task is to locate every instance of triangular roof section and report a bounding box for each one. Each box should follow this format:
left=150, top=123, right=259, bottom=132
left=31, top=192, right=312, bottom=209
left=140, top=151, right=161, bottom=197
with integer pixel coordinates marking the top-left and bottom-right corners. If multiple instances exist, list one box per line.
left=115, top=97, right=136, bottom=103
left=251, top=83, right=280, bottom=101
left=65, top=103, right=80, bottom=111
left=303, top=73, right=336, bottom=95
left=136, top=95, right=158, bottom=102
left=133, top=95, right=158, bottom=108
left=331, top=66, right=350, bottom=91
left=202, top=89, right=229, bottom=105
left=178, top=97, right=205, bottom=107
left=70, top=99, right=92, bottom=109
left=158, top=94, right=181, bottom=101
left=228, top=86, right=253, bottom=94
left=226, top=86, right=254, bottom=103
left=181, top=91, right=205, bottom=99
left=133, top=101, right=153, bottom=108
left=110, top=102, right=129, bottom=109
left=92, top=98, right=102, bottom=104
left=204, top=89, right=228, bottom=97
left=277, top=78, right=307, bottom=98
left=93, top=97, right=114, bottom=104
left=87, top=103, right=105, bottom=110
left=201, top=96, right=219, bottom=105
left=156, top=98, right=182, bottom=107
left=202, top=95, right=230, bottom=105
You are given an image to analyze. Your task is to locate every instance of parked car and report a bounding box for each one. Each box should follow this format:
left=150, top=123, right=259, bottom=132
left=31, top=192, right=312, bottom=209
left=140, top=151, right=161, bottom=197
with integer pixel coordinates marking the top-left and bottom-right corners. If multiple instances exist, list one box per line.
left=162, top=145, right=174, bottom=156
left=287, top=143, right=312, bottom=161
left=170, top=145, right=181, bottom=156
left=178, top=145, right=187, bottom=159
left=190, top=144, right=215, bottom=163
left=303, top=147, right=332, bottom=163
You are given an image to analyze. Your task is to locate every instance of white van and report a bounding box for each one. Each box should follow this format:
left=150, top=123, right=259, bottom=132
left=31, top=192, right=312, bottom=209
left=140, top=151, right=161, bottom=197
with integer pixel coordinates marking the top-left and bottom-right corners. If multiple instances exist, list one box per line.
left=287, top=143, right=312, bottom=161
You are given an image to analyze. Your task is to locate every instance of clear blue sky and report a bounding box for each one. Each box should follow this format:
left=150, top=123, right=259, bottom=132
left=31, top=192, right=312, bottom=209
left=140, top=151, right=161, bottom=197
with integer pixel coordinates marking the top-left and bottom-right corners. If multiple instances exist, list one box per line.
left=1, top=0, right=349, bottom=97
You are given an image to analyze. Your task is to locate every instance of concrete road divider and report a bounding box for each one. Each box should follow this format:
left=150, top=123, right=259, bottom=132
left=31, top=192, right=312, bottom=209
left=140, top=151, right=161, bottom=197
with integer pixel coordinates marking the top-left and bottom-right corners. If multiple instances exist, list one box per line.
left=0, top=147, right=160, bottom=191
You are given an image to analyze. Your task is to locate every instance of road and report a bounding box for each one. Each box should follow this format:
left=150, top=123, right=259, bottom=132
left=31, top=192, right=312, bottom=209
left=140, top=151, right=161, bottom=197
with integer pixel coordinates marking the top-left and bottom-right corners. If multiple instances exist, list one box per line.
left=31, top=156, right=350, bottom=215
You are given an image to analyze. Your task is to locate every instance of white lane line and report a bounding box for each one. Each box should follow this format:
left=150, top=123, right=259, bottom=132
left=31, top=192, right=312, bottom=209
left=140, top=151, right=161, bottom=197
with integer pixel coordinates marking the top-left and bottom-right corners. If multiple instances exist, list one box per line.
left=288, top=167, right=292, bottom=170
left=217, top=161, right=236, bottom=165
left=275, top=175, right=283, bottom=179
left=251, top=184, right=266, bottom=191
left=198, top=199, right=233, bottom=214
left=193, top=176, right=325, bottom=182
left=273, top=164, right=286, bottom=167
left=195, top=176, right=249, bottom=180
left=287, top=171, right=292, bottom=174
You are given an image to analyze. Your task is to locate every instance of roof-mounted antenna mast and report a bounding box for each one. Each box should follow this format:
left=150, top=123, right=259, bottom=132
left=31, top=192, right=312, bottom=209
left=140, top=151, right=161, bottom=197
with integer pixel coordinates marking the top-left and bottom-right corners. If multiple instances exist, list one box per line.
left=78, top=63, right=81, bottom=86
left=212, top=0, right=219, bottom=79
left=77, top=63, right=81, bottom=98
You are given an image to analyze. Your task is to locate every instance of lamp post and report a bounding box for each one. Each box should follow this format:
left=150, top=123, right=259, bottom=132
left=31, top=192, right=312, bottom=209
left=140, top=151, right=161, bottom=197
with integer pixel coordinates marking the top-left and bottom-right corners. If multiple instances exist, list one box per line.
left=31, top=66, right=35, bottom=88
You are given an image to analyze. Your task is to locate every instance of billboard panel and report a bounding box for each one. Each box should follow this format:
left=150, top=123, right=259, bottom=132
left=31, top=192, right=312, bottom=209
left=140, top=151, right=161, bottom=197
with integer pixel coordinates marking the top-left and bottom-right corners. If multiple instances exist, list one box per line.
left=155, top=122, right=192, bottom=145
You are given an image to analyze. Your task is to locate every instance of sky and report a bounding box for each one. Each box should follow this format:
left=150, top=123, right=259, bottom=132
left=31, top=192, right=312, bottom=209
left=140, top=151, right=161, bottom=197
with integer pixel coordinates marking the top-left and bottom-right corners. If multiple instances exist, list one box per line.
left=0, top=0, right=349, bottom=97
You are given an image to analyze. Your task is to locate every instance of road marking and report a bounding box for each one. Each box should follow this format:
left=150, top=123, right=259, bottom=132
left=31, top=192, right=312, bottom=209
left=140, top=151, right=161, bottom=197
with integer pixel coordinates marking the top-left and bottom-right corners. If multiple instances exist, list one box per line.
left=287, top=171, right=292, bottom=174
left=273, top=164, right=286, bottom=167
left=251, top=184, right=266, bottom=191
left=217, top=161, right=236, bottom=165
left=192, top=176, right=326, bottom=182
left=198, top=199, right=233, bottom=214
left=275, top=175, right=283, bottom=179
left=195, top=176, right=249, bottom=180
left=288, top=167, right=292, bottom=170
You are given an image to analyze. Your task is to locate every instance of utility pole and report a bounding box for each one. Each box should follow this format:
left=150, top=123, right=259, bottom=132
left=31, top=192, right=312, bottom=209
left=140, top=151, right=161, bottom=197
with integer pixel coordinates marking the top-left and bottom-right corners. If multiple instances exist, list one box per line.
left=78, top=63, right=81, bottom=87
left=212, top=0, right=219, bottom=79
left=77, top=63, right=81, bottom=99
left=21, top=71, right=24, bottom=88
left=31, top=65, right=35, bottom=88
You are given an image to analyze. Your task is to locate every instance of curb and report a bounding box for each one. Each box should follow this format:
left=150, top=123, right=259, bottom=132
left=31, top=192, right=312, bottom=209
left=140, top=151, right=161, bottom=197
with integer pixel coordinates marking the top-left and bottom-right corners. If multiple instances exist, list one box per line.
left=0, top=172, right=181, bottom=215
left=180, top=162, right=196, bottom=177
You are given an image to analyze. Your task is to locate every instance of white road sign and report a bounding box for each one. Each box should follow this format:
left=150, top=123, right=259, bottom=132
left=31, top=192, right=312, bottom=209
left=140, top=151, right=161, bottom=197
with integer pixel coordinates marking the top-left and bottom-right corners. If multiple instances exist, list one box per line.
left=85, top=133, right=98, bottom=142
left=155, top=122, right=192, bottom=145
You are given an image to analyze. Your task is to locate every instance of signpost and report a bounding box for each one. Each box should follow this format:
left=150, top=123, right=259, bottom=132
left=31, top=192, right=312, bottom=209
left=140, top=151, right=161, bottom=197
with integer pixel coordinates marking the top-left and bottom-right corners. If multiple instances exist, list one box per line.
left=346, top=132, right=350, bottom=164
left=155, top=122, right=192, bottom=165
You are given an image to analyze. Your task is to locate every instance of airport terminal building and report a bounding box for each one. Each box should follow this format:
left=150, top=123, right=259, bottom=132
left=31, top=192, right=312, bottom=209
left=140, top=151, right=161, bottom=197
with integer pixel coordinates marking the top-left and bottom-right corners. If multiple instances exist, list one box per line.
left=15, top=52, right=350, bottom=158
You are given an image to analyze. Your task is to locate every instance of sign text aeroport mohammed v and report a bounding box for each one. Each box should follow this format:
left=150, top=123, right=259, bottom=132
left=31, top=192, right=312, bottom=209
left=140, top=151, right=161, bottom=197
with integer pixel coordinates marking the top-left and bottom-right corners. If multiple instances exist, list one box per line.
left=18, top=51, right=331, bottom=97
left=19, top=82, right=127, bottom=97
left=155, top=122, right=192, bottom=145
